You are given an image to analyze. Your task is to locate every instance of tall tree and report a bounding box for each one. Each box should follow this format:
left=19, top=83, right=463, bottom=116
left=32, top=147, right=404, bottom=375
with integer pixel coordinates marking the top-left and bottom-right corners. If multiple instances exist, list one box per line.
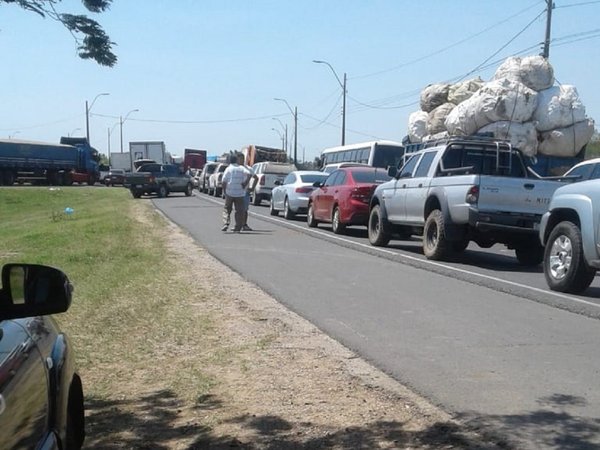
left=3, top=0, right=117, bottom=66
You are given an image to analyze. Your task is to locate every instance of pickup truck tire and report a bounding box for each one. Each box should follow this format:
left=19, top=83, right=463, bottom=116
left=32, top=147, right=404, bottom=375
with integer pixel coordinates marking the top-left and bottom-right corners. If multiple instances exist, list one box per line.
left=283, top=198, right=295, bottom=220
left=270, top=200, right=279, bottom=216
left=130, top=188, right=142, bottom=199
left=307, top=203, right=319, bottom=228
left=423, top=209, right=449, bottom=260
left=332, top=207, right=346, bottom=235
left=185, top=183, right=193, bottom=197
left=158, top=184, right=169, bottom=198
left=451, top=239, right=470, bottom=253
left=368, top=205, right=391, bottom=247
left=544, top=221, right=596, bottom=293
left=515, top=244, right=544, bottom=266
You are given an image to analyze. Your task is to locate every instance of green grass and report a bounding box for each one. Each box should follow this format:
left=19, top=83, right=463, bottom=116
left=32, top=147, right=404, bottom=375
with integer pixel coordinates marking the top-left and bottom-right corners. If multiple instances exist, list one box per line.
left=0, top=186, right=215, bottom=401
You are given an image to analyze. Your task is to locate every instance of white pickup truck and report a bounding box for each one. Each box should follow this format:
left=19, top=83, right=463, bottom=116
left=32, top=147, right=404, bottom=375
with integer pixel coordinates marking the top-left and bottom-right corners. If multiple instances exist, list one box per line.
left=539, top=179, right=600, bottom=293
left=368, top=136, right=566, bottom=265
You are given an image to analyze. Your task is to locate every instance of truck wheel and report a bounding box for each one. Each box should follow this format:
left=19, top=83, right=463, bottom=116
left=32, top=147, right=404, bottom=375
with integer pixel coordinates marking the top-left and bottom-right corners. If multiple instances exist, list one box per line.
left=544, top=221, right=596, bottom=293
left=451, top=239, right=470, bottom=253
left=185, top=183, right=193, bottom=196
left=331, top=207, right=346, bottom=235
left=270, top=200, right=279, bottom=216
left=130, top=188, right=142, bottom=198
left=307, top=203, right=318, bottom=228
left=423, top=209, right=449, bottom=260
left=515, top=244, right=544, bottom=266
left=158, top=184, right=169, bottom=198
left=283, top=198, right=295, bottom=220
left=368, top=205, right=391, bottom=247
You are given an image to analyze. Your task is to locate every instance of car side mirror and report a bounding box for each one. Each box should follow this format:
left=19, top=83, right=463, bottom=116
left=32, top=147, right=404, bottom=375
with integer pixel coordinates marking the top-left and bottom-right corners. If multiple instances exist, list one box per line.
left=274, top=180, right=282, bottom=186
left=312, top=181, right=323, bottom=187
left=0, top=264, right=73, bottom=320
left=387, top=166, right=398, bottom=178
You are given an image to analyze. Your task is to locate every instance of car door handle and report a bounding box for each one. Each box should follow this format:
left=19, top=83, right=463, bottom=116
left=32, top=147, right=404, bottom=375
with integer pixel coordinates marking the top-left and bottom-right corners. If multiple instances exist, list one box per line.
left=418, top=183, right=423, bottom=188
left=402, top=184, right=407, bottom=188
left=524, top=183, right=534, bottom=190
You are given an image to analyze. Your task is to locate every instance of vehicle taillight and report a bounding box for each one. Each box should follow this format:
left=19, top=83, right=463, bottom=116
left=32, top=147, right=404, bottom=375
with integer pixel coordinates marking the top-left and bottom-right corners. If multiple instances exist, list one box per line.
left=350, top=186, right=374, bottom=203
left=466, top=185, right=479, bottom=204
left=149, top=175, right=155, bottom=183
left=295, top=187, right=313, bottom=193
left=259, top=175, right=265, bottom=186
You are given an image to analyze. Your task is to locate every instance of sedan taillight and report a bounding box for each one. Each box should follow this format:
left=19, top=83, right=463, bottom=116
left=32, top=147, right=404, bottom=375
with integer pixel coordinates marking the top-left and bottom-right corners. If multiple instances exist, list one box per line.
left=350, top=186, right=374, bottom=203
left=295, top=187, right=313, bottom=193
left=259, top=175, right=266, bottom=186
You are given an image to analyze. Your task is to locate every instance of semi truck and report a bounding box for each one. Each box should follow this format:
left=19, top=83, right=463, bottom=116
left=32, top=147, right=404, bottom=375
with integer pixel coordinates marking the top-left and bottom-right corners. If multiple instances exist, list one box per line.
left=183, top=148, right=207, bottom=171
left=0, top=137, right=100, bottom=185
left=129, top=141, right=166, bottom=164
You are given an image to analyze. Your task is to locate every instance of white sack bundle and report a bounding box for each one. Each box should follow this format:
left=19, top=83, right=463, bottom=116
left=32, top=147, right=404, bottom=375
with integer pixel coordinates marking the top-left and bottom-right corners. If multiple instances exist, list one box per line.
left=427, top=103, right=455, bottom=135
left=445, top=78, right=538, bottom=136
left=477, top=121, right=538, bottom=157
left=448, top=77, right=484, bottom=105
left=407, top=110, right=429, bottom=143
left=493, top=55, right=554, bottom=91
left=420, top=83, right=450, bottom=112
left=538, top=119, right=595, bottom=157
left=533, top=85, right=587, bottom=132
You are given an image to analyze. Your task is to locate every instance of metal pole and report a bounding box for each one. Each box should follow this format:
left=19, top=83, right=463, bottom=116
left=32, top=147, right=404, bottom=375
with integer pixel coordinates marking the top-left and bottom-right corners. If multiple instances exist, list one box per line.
left=294, top=107, right=298, bottom=165
left=119, top=115, right=123, bottom=153
left=342, top=72, right=347, bottom=146
left=285, top=124, right=289, bottom=160
left=85, top=100, right=90, bottom=143
left=542, top=0, right=553, bottom=58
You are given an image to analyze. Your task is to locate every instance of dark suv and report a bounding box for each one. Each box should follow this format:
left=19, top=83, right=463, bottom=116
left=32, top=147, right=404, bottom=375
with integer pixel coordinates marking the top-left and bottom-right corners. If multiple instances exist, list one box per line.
left=0, top=264, right=85, bottom=449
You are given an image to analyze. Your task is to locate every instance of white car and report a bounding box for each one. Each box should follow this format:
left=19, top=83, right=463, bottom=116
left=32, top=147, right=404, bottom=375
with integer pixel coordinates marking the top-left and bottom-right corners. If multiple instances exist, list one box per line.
left=249, top=162, right=297, bottom=205
left=562, top=158, right=600, bottom=182
left=208, top=163, right=228, bottom=197
left=270, top=170, right=329, bottom=219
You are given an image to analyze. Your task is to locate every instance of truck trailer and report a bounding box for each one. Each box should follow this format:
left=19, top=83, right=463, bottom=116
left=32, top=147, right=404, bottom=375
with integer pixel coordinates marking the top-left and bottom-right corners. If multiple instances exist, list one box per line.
left=0, top=137, right=100, bottom=185
left=183, top=148, right=207, bottom=171
left=129, top=141, right=166, bottom=164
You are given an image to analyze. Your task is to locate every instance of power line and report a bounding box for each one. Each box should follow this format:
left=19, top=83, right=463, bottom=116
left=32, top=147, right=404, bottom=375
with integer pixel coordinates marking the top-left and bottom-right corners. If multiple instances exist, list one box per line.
left=300, top=112, right=382, bottom=140
left=0, top=114, right=83, bottom=131
left=304, top=93, right=343, bottom=130
left=91, top=112, right=288, bottom=124
left=555, top=0, right=600, bottom=8
left=352, top=1, right=544, bottom=80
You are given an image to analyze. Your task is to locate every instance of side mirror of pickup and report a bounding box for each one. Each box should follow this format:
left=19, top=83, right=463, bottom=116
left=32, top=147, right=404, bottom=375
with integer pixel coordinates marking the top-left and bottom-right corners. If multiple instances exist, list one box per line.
left=387, top=166, right=398, bottom=178
left=312, top=181, right=323, bottom=188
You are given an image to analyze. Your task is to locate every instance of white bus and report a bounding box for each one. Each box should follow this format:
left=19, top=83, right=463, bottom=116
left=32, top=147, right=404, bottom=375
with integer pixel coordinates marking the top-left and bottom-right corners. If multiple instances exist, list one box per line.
left=320, top=140, right=405, bottom=173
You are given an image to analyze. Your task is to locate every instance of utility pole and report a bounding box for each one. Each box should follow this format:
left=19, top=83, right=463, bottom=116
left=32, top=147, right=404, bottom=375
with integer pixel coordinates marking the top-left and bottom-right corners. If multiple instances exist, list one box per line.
left=313, top=60, right=346, bottom=145
left=542, top=0, right=554, bottom=59
left=293, top=106, right=298, bottom=164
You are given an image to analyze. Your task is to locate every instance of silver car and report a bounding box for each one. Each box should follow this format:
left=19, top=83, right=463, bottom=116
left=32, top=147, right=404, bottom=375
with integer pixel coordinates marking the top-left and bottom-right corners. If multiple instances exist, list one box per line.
left=270, top=170, right=329, bottom=219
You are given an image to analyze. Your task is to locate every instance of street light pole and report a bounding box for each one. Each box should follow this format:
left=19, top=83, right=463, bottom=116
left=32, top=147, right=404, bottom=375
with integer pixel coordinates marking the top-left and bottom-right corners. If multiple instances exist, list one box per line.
left=271, top=128, right=284, bottom=151
left=274, top=98, right=298, bottom=164
left=272, top=118, right=289, bottom=158
left=85, top=92, right=109, bottom=144
left=120, top=109, right=139, bottom=153
left=313, top=60, right=346, bottom=145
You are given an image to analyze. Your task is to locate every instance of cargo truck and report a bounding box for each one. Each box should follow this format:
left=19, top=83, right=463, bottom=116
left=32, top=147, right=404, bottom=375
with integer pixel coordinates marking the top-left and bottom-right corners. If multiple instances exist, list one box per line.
left=129, top=141, right=166, bottom=164
left=183, top=148, right=207, bottom=171
left=0, top=137, right=100, bottom=185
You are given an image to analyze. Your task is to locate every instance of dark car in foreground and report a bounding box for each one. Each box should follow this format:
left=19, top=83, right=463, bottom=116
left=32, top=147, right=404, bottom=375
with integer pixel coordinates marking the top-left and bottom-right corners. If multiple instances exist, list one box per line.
left=105, top=168, right=126, bottom=186
left=307, top=167, right=392, bottom=234
left=0, top=264, right=85, bottom=449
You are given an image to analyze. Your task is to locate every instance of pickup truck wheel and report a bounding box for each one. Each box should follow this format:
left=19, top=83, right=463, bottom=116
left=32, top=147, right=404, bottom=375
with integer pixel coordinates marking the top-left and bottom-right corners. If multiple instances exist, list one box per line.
left=423, top=209, right=449, bottom=260
left=270, top=199, right=279, bottom=216
left=158, top=184, right=169, bottom=198
left=544, top=221, right=596, bottom=293
left=283, top=198, right=295, bottom=220
left=515, top=244, right=544, bottom=266
left=368, top=205, right=391, bottom=247
left=130, top=188, right=142, bottom=199
left=307, top=203, right=318, bottom=228
left=451, top=239, right=469, bottom=253
left=331, top=207, right=346, bottom=235
left=185, top=183, right=193, bottom=196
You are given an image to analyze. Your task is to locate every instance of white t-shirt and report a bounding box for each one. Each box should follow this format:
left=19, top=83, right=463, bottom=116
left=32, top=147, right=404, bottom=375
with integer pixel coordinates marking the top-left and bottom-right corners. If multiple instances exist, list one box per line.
left=222, top=164, right=251, bottom=197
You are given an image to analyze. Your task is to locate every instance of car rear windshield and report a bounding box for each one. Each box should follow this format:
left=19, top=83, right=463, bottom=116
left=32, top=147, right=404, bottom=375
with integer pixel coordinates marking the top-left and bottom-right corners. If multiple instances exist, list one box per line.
left=300, top=174, right=328, bottom=183
left=352, top=170, right=392, bottom=184
left=264, top=164, right=296, bottom=174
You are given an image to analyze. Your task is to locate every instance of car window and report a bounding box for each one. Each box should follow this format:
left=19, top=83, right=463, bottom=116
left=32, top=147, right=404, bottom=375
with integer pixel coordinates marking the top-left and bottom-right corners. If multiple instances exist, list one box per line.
left=399, top=155, right=420, bottom=178
left=590, top=164, right=600, bottom=180
left=283, top=173, right=295, bottom=184
left=324, top=171, right=340, bottom=187
left=300, top=174, right=328, bottom=183
left=567, top=163, right=595, bottom=180
left=414, top=152, right=436, bottom=178
left=352, top=170, right=393, bottom=183
left=335, top=172, right=347, bottom=186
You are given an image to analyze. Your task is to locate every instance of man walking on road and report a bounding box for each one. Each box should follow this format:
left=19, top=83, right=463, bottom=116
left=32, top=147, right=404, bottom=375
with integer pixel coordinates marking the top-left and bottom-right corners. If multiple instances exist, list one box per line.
left=238, top=154, right=258, bottom=232
left=221, top=154, right=251, bottom=233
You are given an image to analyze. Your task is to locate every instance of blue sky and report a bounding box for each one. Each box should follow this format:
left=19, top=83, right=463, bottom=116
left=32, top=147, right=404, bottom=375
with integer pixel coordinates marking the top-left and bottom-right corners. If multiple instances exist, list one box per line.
left=1, top=0, right=599, bottom=162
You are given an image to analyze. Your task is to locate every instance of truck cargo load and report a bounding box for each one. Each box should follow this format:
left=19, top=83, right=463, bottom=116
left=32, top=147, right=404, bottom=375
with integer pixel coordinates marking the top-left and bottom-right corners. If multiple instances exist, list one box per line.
left=183, top=148, right=207, bottom=171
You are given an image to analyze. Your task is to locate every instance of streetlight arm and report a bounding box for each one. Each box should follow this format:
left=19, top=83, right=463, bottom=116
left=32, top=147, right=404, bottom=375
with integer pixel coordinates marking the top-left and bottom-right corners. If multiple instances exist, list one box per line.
left=89, top=92, right=110, bottom=112
left=274, top=98, right=294, bottom=116
left=313, top=60, right=344, bottom=89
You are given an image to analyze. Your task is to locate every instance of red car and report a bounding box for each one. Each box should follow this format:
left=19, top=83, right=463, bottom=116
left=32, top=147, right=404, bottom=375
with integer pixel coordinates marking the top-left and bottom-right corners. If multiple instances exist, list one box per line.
left=307, top=167, right=392, bottom=234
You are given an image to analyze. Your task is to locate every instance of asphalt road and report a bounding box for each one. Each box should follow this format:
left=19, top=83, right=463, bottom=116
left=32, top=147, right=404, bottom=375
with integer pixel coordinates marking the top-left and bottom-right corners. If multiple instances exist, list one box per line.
left=152, top=191, right=600, bottom=449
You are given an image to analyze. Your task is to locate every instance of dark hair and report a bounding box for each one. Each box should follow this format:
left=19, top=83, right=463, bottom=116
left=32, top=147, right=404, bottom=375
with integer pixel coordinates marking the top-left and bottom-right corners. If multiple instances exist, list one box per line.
left=229, top=154, right=238, bottom=164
